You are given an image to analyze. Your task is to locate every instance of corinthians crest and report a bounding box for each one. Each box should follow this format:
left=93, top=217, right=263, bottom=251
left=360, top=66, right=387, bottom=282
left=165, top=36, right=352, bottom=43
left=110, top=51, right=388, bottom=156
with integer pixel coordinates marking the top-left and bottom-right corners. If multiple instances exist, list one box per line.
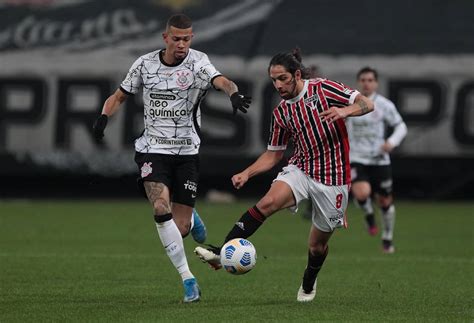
left=176, top=70, right=192, bottom=89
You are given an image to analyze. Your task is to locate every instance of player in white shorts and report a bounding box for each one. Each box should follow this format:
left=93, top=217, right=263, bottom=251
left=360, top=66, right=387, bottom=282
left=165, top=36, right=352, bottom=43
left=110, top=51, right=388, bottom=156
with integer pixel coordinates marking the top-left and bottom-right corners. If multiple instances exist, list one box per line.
left=195, top=48, right=374, bottom=302
left=92, top=14, right=251, bottom=303
left=276, top=164, right=349, bottom=232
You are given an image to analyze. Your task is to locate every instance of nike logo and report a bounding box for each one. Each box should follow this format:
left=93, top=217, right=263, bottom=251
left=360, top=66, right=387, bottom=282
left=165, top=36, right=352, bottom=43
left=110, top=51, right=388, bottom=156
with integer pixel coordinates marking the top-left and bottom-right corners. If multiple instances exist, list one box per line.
left=191, top=194, right=196, bottom=198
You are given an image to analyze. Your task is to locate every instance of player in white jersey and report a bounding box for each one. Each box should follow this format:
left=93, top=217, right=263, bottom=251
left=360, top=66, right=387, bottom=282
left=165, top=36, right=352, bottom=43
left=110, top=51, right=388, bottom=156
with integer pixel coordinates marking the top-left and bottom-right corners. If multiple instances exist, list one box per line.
left=92, top=14, right=251, bottom=303
left=345, top=67, right=407, bottom=253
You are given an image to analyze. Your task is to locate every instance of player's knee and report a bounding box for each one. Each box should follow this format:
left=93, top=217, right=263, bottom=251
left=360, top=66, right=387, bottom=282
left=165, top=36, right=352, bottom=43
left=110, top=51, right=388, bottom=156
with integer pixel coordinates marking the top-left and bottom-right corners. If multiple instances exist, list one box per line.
left=256, top=195, right=278, bottom=215
left=309, top=243, right=327, bottom=257
left=152, top=198, right=171, bottom=215
left=378, top=195, right=393, bottom=209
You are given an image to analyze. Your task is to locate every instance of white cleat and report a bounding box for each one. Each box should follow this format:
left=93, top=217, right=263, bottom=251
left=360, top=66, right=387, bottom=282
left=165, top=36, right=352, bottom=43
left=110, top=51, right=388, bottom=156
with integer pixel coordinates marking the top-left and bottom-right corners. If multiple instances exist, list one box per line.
left=194, top=246, right=222, bottom=270
left=297, top=278, right=317, bottom=302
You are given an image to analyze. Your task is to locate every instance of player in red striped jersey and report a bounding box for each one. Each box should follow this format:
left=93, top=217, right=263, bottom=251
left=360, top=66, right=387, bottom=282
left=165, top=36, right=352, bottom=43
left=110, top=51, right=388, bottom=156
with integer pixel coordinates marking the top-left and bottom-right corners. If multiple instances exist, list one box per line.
left=195, top=49, right=374, bottom=302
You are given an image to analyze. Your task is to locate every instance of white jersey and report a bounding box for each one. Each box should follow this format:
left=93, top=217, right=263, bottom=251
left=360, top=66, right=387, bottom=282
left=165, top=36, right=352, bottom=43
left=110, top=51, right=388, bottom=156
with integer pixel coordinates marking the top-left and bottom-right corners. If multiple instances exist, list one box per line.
left=120, top=48, right=221, bottom=155
left=346, top=93, right=406, bottom=165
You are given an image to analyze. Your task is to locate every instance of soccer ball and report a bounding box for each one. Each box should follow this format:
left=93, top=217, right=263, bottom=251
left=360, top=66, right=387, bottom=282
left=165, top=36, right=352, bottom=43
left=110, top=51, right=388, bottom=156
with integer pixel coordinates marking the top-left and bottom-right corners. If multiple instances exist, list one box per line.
left=221, top=238, right=257, bottom=275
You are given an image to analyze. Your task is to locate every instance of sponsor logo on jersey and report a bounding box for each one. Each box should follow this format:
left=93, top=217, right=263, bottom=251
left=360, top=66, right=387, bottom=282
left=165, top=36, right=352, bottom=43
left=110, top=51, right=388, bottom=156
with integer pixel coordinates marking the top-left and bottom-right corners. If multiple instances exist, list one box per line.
left=149, top=137, right=192, bottom=146
left=147, top=107, right=190, bottom=118
left=150, top=93, right=176, bottom=100
left=140, top=162, right=153, bottom=178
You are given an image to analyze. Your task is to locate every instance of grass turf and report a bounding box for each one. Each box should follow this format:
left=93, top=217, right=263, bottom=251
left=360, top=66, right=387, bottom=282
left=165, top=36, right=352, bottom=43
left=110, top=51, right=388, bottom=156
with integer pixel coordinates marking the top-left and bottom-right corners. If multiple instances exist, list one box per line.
left=0, top=200, right=473, bottom=322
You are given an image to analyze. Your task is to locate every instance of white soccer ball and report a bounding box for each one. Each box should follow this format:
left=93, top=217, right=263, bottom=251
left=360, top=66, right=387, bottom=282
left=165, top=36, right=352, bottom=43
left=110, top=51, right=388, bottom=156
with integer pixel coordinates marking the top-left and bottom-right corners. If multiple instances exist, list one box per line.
left=221, top=238, right=257, bottom=275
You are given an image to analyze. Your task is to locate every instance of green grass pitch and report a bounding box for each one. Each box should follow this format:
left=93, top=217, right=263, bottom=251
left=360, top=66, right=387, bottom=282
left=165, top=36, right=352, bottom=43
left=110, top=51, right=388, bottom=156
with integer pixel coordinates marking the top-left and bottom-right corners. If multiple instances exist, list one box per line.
left=1, top=200, right=473, bottom=322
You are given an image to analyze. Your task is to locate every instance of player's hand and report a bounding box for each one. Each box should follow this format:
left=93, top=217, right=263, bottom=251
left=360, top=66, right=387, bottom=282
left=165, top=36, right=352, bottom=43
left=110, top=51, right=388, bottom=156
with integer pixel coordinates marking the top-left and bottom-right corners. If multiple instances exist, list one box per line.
left=232, top=172, right=249, bottom=189
left=92, top=114, right=108, bottom=140
left=320, top=107, right=348, bottom=124
left=381, top=141, right=394, bottom=153
left=230, top=92, right=251, bottom=115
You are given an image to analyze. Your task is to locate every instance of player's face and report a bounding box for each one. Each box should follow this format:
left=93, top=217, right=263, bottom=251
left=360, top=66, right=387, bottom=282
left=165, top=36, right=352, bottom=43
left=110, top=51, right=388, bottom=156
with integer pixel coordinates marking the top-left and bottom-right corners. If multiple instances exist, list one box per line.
left=163, top=26, right=193, bottom=62
left=269, top=65, right=301, bottom=100
left=357, top=72, right=378, bottom=96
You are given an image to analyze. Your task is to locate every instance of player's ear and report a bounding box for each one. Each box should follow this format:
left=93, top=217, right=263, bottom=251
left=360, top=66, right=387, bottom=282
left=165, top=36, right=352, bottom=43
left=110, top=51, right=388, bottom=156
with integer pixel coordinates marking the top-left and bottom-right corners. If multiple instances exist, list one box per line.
left=295, top=69, right=302, bottom=81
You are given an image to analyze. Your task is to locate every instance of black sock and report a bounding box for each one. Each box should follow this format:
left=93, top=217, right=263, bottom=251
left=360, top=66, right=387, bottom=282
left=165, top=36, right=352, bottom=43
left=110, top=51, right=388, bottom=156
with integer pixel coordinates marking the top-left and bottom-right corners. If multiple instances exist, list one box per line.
left=365, top=213, right=376, bottom=227
left=224, top=206, right=266, bottom=244
left=303, top=246, right=329, bottom=293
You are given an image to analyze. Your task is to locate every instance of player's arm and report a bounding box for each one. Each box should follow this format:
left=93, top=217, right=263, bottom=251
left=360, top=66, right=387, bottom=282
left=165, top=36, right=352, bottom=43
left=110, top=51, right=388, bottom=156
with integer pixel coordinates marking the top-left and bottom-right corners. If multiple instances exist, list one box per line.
left=212, top=75, right=251, bottom=115
left=320, top=94, right=374, bottom=124
left=92, top=89, right=129, bottom=140
left=232, top=150, right=285, bottom=189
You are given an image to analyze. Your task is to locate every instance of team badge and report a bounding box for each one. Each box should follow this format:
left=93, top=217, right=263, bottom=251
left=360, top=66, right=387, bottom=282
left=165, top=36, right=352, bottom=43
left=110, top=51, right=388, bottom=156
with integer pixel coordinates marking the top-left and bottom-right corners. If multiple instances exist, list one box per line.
left=176, top=70, right=192, bottom=89
left=141, top=162, right=153, bottom=178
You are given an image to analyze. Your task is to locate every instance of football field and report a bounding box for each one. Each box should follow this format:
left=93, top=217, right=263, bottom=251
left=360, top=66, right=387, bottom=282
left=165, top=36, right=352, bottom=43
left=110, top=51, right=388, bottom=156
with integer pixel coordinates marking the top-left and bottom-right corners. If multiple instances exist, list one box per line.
left=1, top=200, right=472, bottom=322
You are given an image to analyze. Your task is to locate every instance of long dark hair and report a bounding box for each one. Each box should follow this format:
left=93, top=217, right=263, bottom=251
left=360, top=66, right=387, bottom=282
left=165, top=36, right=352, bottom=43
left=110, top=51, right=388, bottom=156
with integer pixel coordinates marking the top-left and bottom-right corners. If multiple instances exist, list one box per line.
left=268, top=47, right=311, bottom=78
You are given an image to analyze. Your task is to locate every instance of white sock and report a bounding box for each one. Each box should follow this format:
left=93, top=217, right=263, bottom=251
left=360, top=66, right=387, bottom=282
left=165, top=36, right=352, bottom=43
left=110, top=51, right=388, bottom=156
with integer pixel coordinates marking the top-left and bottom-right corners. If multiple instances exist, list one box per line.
left=381, top=205, right=396, bottom=241
left=156, top=218, right=194, bottom=281
left=190, top=209, right=195, bottom=231
left=357, top=197, right=374, bottom=215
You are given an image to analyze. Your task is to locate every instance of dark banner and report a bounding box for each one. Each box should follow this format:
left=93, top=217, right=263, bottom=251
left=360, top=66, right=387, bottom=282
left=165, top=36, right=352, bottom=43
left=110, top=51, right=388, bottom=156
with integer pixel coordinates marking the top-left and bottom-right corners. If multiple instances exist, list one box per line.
left=1, top=0, right=473, bottom=198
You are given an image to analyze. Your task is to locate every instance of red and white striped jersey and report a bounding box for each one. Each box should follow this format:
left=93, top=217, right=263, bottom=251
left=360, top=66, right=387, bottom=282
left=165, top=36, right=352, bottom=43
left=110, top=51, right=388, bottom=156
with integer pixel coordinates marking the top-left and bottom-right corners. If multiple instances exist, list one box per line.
left=267, top=78, right=359, bottom=186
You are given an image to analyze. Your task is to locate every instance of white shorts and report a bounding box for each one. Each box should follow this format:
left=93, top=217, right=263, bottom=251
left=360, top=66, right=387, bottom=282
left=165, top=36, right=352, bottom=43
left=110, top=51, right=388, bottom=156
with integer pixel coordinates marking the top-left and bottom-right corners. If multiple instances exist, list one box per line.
left=274, top=165, right=349, bottom=232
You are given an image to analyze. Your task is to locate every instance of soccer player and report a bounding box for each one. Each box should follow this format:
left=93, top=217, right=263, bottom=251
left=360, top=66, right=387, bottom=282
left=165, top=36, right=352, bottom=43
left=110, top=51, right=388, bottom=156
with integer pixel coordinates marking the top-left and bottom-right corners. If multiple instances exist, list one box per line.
left=92, top=14, right=251, bottom=303
left=195, top=49, right=374, bottom=302
left=346, top=67, right=407, bottom=253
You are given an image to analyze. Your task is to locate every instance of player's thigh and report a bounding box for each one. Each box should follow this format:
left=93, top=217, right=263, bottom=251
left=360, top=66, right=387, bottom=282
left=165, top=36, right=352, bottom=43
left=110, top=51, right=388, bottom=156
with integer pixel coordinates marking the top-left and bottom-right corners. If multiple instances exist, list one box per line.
left=172, top=155, right=199, bottom=208
left=256, top=180, right=296, bottom=216
left=135, top=152, right=173, bottom=212
left=350, top=163, right=372, bottom=199
left=309, top=181, right=349, bottom=232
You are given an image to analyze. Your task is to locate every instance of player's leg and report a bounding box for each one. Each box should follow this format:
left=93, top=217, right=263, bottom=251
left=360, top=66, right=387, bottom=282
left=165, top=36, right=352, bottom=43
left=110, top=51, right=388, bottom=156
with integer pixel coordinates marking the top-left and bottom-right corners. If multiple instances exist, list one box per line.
left=297, top=225, right=332, bottom=302
left=194, top=180, right=295, bottom=269
left=172, top=155, right=206, bottom=243
left=222, top=179, right=296, bottom=243
left=297, top=180, right=348, bottom=302
left=195, top=165, right=305, bottom=269
left=143, top=181, right=200, bottom=302
left=373, top=166, right=395, bottom=253
left=351, top=163, right=377, bottom=235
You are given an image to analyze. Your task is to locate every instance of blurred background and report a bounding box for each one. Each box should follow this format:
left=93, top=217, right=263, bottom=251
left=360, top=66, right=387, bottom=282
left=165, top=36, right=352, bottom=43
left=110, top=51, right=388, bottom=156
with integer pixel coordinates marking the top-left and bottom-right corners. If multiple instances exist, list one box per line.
left=1, top=0, right=473, bottom=200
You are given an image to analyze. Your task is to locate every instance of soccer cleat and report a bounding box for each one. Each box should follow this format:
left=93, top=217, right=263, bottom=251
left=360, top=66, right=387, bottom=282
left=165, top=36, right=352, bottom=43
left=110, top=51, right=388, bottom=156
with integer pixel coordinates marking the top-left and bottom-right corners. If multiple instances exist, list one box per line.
left=194, top=246, right=222, bottom=270
left=365, top=214, right=378, bottom=236
left=382, top=239, right=395, bottom=254
left=191, top=209, right=207, bottom=244
left=297, top=278, right=317, bottom=302
left=368, top=225, right=379, bottom=236
left=183, top=278, right=201, bottom=303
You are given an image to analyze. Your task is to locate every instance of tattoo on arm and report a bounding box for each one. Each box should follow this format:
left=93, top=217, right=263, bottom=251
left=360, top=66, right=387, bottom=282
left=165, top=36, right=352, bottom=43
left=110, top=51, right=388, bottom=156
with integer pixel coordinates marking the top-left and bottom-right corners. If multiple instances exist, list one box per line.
left=144, top=182, right=170, bottom=214
left=357, top=99, right=369, bottom=114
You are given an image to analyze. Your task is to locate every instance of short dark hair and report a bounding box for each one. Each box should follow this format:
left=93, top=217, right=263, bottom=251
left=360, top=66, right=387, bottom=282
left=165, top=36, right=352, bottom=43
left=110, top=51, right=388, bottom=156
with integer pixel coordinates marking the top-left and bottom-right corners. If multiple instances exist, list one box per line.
left=166, top=14, right=192, bottom=30
left=268, top=47, right=312, bottom=78
left=357, top=66, right=378, bottom=80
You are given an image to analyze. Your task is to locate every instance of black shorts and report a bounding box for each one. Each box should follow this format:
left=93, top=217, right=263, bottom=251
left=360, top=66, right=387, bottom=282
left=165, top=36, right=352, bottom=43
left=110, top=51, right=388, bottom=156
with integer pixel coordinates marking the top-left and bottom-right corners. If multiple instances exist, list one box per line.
left=135, top=152, right=199, bottom=207
left=350, top=163, right=393, bottom=196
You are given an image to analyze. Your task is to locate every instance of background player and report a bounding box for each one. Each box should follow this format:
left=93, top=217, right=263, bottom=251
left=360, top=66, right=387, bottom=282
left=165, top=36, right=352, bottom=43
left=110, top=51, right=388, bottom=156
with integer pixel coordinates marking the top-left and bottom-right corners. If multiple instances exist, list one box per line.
left=92, top=14, right=251, bottom=302
left=195, top=49, right=374, bottom=302
left=346, top=67, right=407, bottom=253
